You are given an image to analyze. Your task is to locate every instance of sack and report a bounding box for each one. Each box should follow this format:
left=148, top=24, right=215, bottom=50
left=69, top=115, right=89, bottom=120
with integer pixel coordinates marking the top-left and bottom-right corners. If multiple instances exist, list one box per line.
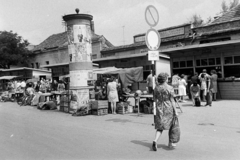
left=169, top=116, right=180, bottom=143
left=195, top=98, right=201, bottom=107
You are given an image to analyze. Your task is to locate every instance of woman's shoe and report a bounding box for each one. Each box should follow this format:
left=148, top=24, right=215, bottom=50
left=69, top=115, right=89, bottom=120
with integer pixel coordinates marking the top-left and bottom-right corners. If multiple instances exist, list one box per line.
left=152, top=141, right=157, bottom=151
left=168, top=142, right=176, bottom=149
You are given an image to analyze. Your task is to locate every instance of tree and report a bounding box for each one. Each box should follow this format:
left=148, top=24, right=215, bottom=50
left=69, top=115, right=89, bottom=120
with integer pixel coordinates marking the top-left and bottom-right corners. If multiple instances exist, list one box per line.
left=221, top=0, right=239, bottom=13
left=189, top=14, right=204, bottom=28
left=0, top=31, right=31, bottom=69
left=221, top=0, right=229, bottom=13
left=229, top=0, right=239, bottom=9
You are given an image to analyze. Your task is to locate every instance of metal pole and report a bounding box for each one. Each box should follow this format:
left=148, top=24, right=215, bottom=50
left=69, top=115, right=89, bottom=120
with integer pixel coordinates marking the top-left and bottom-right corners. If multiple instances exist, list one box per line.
left=152, top=60, right=156, bottom=126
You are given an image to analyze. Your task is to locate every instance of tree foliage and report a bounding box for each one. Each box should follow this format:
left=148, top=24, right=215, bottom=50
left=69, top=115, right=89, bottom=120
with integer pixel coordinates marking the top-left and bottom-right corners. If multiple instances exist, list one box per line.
left=189, top=14, right=204, bottom=28
left=221, top=0, right=229, bottom=12
left=229, top=0, right=239, bottom=9
left=221, top=0, right=239, bottom=13
left=0, top=31, right=31, bottom=69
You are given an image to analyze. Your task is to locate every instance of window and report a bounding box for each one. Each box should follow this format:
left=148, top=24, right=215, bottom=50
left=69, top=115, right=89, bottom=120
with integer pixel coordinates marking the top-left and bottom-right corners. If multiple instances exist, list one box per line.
left=173, top=62, right=179, bottom=68
left=180, top=61, right=186, bottom=68
left=201, top=59, right=208, bottom=66
left=234, top=56, right=240, bottom=63
left=31, top=63, right=34, bottom=68
left=186, top=60, right=193, bottom=67
left=196, top=60, right=201, bottom=66
left=208, top=58, right=215, bottom=65
left=36, top=63, right=39, bottom=69
left=173, top=60, right=193, bottom=68
left=196, top=57, right=220, bottom=66
left=46, top=61, right=49, bottom=65
left=216, top=58, right=221, bottom=65
left=224, top=57, right=233, bottom=64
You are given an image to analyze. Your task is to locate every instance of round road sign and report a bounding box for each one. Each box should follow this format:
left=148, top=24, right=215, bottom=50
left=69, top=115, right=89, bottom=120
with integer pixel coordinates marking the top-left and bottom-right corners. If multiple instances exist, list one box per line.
left=145, top=5, right=159, bottom=27
left=145, top=28, right=161, bottom=50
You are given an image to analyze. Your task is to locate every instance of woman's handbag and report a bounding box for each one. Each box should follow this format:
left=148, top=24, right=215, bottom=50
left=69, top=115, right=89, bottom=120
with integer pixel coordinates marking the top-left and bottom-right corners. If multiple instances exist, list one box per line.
left=169, top=116, right=180, bottom=143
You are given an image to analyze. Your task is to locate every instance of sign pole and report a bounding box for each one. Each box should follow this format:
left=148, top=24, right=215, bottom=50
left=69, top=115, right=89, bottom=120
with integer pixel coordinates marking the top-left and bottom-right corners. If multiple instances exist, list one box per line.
left=145, top=5, right=160, bottom=127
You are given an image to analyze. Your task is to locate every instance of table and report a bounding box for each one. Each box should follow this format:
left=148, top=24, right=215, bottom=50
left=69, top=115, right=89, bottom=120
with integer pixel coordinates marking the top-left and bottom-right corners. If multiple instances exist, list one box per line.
left=41, top=93, right=52, bottom=102
left=123, top=94, right=183, bottom=115
left=123, top=94, right=153, bottom=116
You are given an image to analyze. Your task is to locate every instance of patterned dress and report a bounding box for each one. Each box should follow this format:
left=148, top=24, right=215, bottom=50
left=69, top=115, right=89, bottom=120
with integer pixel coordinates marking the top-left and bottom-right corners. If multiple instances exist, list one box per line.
left=154, top=83, right=175, bottom=130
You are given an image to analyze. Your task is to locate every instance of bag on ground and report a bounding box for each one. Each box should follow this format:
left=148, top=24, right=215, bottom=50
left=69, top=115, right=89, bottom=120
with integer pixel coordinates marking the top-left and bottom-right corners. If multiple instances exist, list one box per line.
left=195, top=97, right=201, bottom=107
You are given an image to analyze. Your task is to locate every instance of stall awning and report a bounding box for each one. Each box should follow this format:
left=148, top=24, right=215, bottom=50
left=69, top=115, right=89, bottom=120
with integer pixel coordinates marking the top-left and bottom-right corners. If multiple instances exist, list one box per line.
left=97, top=67, right=143, bottom=87
left=0, top=76, right=19, bottom=80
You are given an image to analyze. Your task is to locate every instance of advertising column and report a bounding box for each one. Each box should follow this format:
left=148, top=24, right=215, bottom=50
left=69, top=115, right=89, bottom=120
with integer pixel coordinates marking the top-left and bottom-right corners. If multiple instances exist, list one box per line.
left=63, top=10, right=94, bottom=111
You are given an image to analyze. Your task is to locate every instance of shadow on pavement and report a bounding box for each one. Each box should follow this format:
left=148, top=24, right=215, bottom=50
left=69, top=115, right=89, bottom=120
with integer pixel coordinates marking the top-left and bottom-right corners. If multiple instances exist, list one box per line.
left=105, top=118, right=151, bottom=125
left=131, top=140, right=171, bottom=151
left=181, top=104, right=193, bottom=107
left=237, top=131, right=240, bottom=133
left=106, top=118, right=131, bottom=123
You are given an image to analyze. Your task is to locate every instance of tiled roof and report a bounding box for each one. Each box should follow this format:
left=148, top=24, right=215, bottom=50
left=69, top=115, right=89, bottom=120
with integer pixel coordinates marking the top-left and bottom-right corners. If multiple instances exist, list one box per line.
left=33, top=32, right=114, bottom=52
left=210, top=5, right=240, bottom=25
left=101, top=35, right=187, bottom=52
left=33, top=32, right=68, bottom=51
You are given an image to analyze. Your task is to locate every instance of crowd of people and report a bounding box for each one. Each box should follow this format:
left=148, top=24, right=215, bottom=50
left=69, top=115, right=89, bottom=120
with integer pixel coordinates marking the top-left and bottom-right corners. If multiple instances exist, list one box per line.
left=1, top=78, right=67, bottom=104
left=171, top=69, right=218, bottom=107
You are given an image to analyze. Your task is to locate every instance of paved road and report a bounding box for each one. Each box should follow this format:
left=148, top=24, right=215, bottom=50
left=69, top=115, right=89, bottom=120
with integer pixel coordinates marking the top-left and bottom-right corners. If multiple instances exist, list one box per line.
left=0, top=100, right=240, bottom=160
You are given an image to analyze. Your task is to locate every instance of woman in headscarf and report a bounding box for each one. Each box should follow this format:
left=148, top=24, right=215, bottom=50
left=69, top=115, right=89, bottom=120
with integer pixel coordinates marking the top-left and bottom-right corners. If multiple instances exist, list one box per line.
left=152, top=73, right=179, bottom=151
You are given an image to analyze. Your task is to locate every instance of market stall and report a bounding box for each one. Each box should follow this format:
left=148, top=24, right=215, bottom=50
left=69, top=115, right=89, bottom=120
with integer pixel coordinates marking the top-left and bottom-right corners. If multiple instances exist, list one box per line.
left=92, top=67, right=151, bottom=114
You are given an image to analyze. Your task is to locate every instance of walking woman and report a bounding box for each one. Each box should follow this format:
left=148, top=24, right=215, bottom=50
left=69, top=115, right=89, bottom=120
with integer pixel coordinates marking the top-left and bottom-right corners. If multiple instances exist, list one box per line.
left=210, top=70, right=218, bottom=101
left=152, top=73, right=179, bottom=151
left=107, top=77, right=119, bottom=114
left=178, top=74, right=187, bottom=102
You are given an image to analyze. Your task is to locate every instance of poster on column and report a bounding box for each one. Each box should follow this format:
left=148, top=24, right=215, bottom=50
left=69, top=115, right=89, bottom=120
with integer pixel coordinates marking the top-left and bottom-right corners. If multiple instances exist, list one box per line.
left=69, top=25, right=92, bottom=62
left=71, top=89, right=90, bottom=109
left=70, top=70, right=94, bottom=87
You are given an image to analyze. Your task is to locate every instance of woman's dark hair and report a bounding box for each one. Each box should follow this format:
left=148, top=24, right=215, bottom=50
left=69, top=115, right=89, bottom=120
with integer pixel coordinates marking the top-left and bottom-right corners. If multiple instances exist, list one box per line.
left=201, top=74, right=205, bottom=78
left=211, top=70, right=217, bottom=74
left=157, top=73, right=169, bottom=84
left=181, top=74, right=185, bottom=78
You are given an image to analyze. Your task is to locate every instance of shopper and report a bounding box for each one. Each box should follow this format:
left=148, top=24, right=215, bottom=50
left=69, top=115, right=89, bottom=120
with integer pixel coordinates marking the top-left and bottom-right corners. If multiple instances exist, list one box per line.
left=57, top=80, right=65, bottom=92
left=191, top=72, right=200, bottom=86
left=199, top=69, right=209, bottom=102
left=190, top=82, right=201, bottom=106
left=146, top=70, right=154, bottom=94
left=210, top=70, right=218, bottom=101
left=178, top=74, right=187, bottom=102
left=171, top=73, right=180, bottom=95
left=107, top=77, right=119, bottom=114
left=152, top=73, right=179, bottom=151
left=205, top=75, right=213, bottom=107
left=51, top=80, right=58, bottom=91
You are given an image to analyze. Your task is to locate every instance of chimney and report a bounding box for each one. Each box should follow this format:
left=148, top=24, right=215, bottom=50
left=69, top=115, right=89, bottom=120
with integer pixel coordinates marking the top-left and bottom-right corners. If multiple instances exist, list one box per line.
left=91, top=21, right=95, bottom=33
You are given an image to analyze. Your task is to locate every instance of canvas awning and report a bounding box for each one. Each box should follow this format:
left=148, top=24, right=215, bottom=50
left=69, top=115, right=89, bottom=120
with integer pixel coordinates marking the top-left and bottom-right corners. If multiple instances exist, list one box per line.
left=0, top=76, right=18, bottom=80
left=98, top=67, right=143, bottom=87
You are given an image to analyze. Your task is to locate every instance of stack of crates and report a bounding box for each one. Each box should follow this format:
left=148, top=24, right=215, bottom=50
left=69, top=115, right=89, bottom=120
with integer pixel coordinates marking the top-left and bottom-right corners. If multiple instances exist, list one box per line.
left=90, top=100, right=108, bottom=116
left=117, top=102, right=129, bottom=114
left=59, top=95, right=70, bottom=113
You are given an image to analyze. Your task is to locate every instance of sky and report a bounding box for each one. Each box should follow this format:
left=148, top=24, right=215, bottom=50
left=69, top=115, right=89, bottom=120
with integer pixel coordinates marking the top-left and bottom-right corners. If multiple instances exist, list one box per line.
left=0, top=0, right=232, bottom=46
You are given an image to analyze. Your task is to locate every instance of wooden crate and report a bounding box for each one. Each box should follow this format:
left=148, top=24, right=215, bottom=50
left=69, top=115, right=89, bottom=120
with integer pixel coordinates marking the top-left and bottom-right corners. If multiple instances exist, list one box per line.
left=92, top=108, right=108, bottom=116
left=91, top=100, right=108, bottom=110
left=60, top=106, right=69, bottom=113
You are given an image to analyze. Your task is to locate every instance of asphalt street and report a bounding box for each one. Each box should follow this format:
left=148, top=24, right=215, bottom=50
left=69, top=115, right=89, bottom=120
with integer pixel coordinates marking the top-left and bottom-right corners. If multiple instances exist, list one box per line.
left=0, top=100, right=240, bottom=160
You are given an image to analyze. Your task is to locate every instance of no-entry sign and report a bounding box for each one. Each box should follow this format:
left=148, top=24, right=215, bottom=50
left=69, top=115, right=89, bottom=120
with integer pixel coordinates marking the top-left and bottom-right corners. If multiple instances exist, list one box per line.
left=145, top=28, right=161, bottom=51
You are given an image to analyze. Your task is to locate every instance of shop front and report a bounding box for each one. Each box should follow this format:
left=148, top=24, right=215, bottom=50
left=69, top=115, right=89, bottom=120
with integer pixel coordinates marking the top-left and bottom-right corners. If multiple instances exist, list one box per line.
left=164, top=39, right=240, bottom=100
